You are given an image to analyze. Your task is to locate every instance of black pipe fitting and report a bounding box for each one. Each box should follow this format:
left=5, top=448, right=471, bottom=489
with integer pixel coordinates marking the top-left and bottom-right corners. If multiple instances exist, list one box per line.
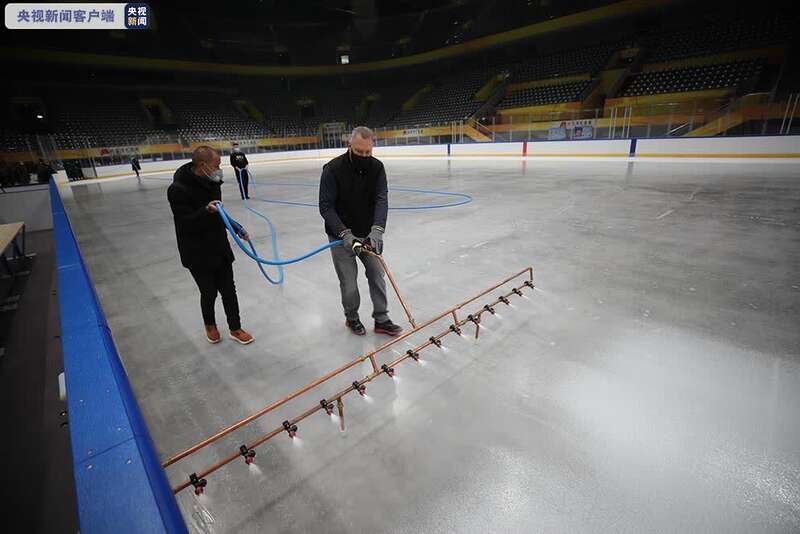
left=239, top=445, right=256, bottom=464
left=467, top=314, right=478, bottom=324
left=320, top=399, right=334, bottom=415
left=483, top=304, right=496, bottom=314
left=512, top=288, right=523, bottom=296
left=190, top=473, right=207, bottom=495
left=282, top=420, right=298, bottom=438
left=499, top=295, right=510, bottom=305
left=449, top=324, right=462, bottom=335
left=406, top=349, right=420, bottom=361
left=353, top=381, right=367, bottom=396
left=381, top=364, right=395, bottom=377
left=429, top=336, right=442, bottom=347
left=524, top=280, right=534, bottom=289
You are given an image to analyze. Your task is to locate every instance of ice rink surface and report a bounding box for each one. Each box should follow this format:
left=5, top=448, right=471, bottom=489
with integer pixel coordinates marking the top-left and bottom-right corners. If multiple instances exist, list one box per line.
left=61, top=156, right=800, bottom=533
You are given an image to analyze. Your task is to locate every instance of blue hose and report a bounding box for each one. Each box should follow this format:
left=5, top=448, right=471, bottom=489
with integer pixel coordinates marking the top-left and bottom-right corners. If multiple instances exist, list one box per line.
left=216, top=201, right=342, bottom=267
left=235, top=173, right=285, bottom=284
left=250, top=180, right=473, bottom=210
left=222, top=171, right=342, bottom=285
left=147, top=170, right=472, bottom=286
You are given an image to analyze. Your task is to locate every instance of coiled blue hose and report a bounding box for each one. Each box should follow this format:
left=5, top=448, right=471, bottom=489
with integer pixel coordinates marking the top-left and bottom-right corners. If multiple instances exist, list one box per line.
left=250, top=180, right=473, bottom=210
left=216, top=202, right=342, bottom=267
left=148, top=168, right=472, bottom=286
left=222, top=171, right=342, bottom=285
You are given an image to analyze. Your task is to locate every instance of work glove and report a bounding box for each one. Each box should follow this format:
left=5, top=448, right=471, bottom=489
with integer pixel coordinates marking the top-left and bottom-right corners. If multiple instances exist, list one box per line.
left=339, top=229, right=360, bottom=252
left=366, top=225, right=384, bottom=255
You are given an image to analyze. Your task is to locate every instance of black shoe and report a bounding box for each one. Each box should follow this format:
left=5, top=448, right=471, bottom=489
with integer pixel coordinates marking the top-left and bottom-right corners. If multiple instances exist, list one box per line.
left=345, top=318, right=366, bottom=336
left=374, top=319, right=403, bottom=337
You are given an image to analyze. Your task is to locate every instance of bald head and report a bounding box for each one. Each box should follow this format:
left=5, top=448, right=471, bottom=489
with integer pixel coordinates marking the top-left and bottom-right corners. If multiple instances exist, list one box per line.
left=192, top=145, right=218, bottom=166
left=191, top=145, right=221, bottom=177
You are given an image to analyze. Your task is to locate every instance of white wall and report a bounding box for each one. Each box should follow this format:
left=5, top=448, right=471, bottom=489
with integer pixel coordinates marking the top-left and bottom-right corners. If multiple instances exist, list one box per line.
left=635, top=136, right=800, bottom=157
left=75, top=135, right=800, bottom=181
left=373, top=144, right=447, bottom=157
left=526, top=139, right=631, bottom=156
left=0, top=185, right=52, bottom=231
left=451, top=142, right=524, bottom=156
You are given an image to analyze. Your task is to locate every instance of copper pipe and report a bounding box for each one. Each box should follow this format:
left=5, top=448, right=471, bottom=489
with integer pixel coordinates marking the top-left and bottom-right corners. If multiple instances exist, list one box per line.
left=368, top=251, right=417, bottom=329
left=164, top=267, right=533, bottom=470
left=453, top=267, right=532, bottom=312
left=161, top=354, right=369, bottom=468
left=368, top=354, right=379, bottom=374
left=171, top=282, right=535, bottom=494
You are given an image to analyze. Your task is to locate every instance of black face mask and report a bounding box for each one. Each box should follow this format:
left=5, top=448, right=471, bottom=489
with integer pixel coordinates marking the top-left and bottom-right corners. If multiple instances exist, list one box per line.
left=350, top=150, right=371, bottom=173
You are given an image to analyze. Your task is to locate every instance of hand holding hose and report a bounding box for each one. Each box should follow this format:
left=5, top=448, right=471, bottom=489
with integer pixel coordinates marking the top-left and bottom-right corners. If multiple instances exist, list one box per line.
left=339, top=229, right=360, bottom=253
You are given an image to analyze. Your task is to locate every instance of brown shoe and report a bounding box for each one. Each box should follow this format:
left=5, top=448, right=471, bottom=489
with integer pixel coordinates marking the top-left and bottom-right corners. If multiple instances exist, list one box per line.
left=205, top=325, right=221, bottom=344
left=229, top=329, right=254, bottom=345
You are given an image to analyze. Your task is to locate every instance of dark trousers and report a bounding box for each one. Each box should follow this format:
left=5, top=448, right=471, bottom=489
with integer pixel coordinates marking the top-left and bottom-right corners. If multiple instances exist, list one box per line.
left=234, top=168, right=249, bottom=199
left=189, top=261, right=241, bottom=330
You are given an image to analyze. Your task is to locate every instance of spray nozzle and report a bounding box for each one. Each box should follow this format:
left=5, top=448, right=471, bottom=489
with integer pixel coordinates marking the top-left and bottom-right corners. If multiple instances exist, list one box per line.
left=190, top=473, right=208, bottom=495
left=239, top=445, right=256, bottom=464
left=282, top=420, right=298, bottom=438
left=353, top=381, right=367, bottom=396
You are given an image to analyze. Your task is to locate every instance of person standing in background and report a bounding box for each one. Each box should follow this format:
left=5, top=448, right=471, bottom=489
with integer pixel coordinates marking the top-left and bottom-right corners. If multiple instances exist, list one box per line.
left=131, top=156, right=141, bottom=178
left=230, top=143, right=250, bottom=199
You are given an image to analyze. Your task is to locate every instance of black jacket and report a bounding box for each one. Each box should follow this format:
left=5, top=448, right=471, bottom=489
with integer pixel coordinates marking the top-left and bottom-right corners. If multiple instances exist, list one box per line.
left=230, top=151, right=248, bottom=170
left=319, top=152, right=388, bottom=238
left=131, top=158, right=141, bottom=171
left=167, top=162, right=234, bottom=271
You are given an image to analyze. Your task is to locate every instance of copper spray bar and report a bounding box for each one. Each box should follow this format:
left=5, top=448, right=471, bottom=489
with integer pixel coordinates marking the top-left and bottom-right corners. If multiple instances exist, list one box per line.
left=168, top=267, right=534, bottom=494
left=163, top=266, right=532, bottom=469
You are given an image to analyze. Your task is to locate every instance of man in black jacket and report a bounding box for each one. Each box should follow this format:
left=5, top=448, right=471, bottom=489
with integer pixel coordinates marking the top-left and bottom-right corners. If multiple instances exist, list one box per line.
left=167, top=146, right=254, bottom=345
left=230, top=143, right=250, bottom=200
left=319, top=126, right=403, bottom=337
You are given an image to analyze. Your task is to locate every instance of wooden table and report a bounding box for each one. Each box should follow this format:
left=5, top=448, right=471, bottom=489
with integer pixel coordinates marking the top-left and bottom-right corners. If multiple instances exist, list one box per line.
left=0, top=222, right=35, bottom=358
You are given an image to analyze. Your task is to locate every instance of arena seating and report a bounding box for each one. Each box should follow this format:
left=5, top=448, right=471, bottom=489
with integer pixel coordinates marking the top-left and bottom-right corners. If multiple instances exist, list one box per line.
left=497, top=80, right=593, bottom=110
left=387, top=69, right=493, bottom=128
left=503, top=43, right=616, bottom=83
left=5, top=15, right=793, bottom=150
left=168, top=92, right=273, bottom=141
left=641, top=16, right=794, bottom=63
left=0, top=132, right=36, bottom=153
left=48, top=93, right=163, bottom=149
left=622, top=60, right=764, bottom=97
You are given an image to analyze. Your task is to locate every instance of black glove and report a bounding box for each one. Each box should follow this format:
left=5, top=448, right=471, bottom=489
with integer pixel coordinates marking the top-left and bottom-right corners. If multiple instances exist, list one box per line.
left=366, top=226, right=384, bottom=254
